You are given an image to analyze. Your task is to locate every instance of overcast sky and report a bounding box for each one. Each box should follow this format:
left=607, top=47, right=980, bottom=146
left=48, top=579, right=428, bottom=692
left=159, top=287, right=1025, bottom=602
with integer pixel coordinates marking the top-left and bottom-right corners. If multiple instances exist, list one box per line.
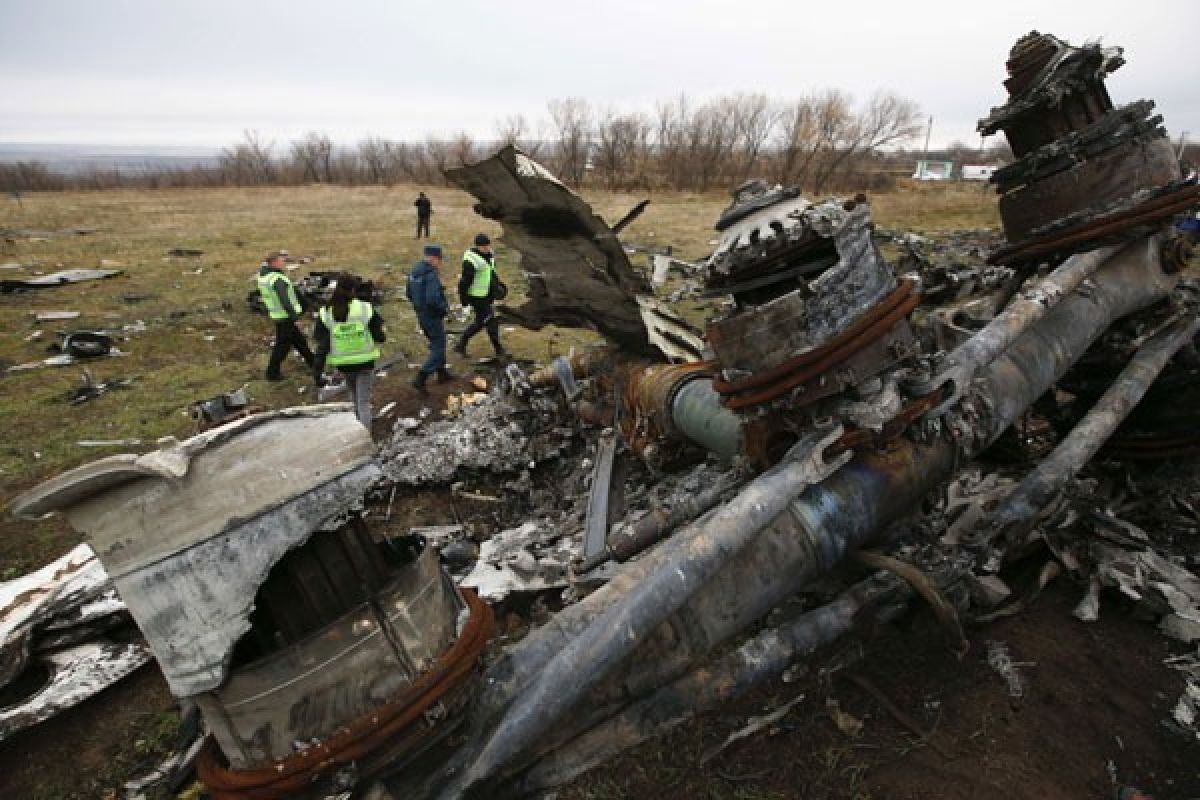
left=1, top=0, right=1197, bottom=150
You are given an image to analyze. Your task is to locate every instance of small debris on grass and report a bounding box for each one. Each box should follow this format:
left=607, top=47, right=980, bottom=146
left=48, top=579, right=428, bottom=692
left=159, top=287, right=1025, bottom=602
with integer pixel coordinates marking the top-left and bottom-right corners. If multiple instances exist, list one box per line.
left=700, top=694, right=805, bottom=764
left=826, top=696, right=864, bottom=737
left=985, top=639, right=1029, bottom=699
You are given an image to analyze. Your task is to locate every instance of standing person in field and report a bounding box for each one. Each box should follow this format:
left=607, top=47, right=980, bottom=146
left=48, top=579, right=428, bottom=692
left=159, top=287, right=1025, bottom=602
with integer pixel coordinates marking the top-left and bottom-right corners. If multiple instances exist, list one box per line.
left=256, top=250, right=315, bottom=381
left=454, top=233, right=506, bottom=358
left=406, top=244, right=454, bottom=393
left=313, top=275, right=385, bottom=429
left=414, top=191, right=432, bottom=238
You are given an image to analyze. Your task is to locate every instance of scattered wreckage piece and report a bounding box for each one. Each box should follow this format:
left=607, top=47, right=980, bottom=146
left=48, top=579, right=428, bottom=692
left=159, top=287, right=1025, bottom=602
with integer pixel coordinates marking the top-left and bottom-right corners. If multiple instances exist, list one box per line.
left=66, top=370, right=134, bottom=405
left=461, top=521, right=577, bottom=603
left=1164, top=650, right=1200, bottom=742
left=188, top=385, right=258, bottom=430
left=13, top=407, right=493, bottom=797
left=33, top=310, right=81, bottom=321
left=0, top=641, right=152, bottom=742
left=445, top=146, right=660, bottom=356
left=0, top=543, right=118, bottom=690
left=379, top=390, right=578, bottom=486
left=0, top=542, right=143, bottom=742
left=123, top=707, right=207, bottom=800
left=0, top=268, right=122, bottom=293
left=1, top=227, right=97, bottom=239
left=7, top=349, right=127, bottom=372
left=980, top=31, right=1200, bottom=265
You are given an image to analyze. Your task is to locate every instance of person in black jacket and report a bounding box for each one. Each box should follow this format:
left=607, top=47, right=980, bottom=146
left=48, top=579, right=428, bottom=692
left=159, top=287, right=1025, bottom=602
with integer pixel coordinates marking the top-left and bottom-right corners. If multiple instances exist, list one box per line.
left=313, top=275, right=386, bottom=428
left=406, top=244, right=453, bottom=392
left=256, top=250, right=315, bottom=381
left=454, top=233, right=506, bottom=358
left=414, top=192, right=432, bottom=238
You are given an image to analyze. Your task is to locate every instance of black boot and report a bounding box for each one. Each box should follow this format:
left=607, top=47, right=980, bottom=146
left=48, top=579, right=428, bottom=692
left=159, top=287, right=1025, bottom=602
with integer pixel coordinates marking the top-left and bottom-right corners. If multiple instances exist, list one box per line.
left=411, top=371, right=429, bottom=394
left=436, top=367, right=455, bottom=384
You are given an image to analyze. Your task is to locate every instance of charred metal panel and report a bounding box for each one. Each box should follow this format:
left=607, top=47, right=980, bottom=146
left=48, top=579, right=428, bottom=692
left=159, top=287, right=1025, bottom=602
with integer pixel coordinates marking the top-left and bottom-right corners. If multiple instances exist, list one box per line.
left=209, top=548, right=462, bottom=768
left=13, top=407, right=380, bottom=697
left=445, top=146, right=657, bottom=354
left=707, top=200, right=895, bottom=375
left=0, top=641, right=151, bottom=740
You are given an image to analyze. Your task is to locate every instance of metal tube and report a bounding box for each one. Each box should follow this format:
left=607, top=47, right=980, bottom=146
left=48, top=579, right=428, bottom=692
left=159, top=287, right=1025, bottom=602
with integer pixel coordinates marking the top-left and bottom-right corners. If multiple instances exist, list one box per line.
left=513, top=573, right=913, bottom=795
left=979, top=308, right=1200, bottom=560
left=669, top=377, right=743, bottom=459
left=965, top=236, right=1169, bottom=457
left=931, top=243, right=1120, bottom=410
left=424, top=235, right=1172, bottom=799
left=606, top=471, right=742, bottom=563
left=449, top=427, right=849, bottom=794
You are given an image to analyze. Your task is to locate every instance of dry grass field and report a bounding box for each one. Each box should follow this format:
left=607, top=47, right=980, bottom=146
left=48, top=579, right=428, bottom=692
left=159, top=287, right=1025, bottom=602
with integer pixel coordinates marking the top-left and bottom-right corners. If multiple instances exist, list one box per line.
left=0, top=179, right=1001, bottom=799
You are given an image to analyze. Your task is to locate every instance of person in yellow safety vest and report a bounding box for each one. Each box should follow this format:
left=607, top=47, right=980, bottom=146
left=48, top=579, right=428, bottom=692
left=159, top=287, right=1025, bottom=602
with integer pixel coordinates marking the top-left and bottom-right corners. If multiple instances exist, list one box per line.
left=257, top=250, right=316, bottom=381
left=454, top=233, right=507, bottom=358
left=313, top=275, right=386, bottom=429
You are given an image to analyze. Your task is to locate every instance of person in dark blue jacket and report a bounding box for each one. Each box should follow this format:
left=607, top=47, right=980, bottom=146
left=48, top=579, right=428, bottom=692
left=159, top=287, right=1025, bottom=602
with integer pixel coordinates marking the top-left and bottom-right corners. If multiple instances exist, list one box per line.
left=406, top=244, right=454, bottom=392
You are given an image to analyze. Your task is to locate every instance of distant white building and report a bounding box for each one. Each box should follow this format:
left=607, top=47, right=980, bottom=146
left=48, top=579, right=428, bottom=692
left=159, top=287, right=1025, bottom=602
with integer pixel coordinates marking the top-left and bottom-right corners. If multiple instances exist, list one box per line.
left=961, top=165, right=999, bottom=181
left=912, top=160, right=954, bottom=181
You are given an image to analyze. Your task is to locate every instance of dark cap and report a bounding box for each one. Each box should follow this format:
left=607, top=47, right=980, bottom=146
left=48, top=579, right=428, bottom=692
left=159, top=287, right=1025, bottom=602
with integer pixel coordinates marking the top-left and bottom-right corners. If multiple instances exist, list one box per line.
left=423, top=244, right=443, bottom=258
left=265, top=249, right=288, bottom=261
left=473, top=233, right=491, bottom=247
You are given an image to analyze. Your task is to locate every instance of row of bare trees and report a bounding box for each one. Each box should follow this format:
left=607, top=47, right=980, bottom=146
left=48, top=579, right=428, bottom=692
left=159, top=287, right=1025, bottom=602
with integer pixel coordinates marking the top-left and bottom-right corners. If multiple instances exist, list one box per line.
left=1, top=90, right=936, bottom=193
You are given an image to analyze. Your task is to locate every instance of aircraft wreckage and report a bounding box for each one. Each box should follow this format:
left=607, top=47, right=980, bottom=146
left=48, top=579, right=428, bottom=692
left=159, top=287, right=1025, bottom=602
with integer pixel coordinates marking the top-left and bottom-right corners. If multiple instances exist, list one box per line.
left=6, top=30, right=1200, bottom=799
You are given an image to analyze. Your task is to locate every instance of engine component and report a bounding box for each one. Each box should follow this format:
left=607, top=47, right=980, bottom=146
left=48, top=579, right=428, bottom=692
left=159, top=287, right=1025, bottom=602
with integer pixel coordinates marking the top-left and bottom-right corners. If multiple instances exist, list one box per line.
left=981, top=31, right=1199, bottom=265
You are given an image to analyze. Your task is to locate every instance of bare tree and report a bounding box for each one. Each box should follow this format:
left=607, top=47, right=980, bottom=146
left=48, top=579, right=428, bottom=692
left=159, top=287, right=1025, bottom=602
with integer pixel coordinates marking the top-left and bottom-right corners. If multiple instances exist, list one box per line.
left=496, top=114, right=548, bottom=159
left=220, top=130, right=275, bottom=185
left=593, top=108, right=652, bottom=189
left=448, top=131, right=478, bottom=168
left=548, top=97, right=593, bottom=186
left=654, top=95, right=692, bottom=190
left=289, top=131, right=334, bottom=183
left=810, top=91, right=921, bottom=192
left=726, top=93, right=778, bottom=184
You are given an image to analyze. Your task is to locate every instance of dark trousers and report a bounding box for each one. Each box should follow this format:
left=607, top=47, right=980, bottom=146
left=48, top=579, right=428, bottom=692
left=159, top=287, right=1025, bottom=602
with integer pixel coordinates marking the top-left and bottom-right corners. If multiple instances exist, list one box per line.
left=417, top=312, right=447, bottom=375
left=416, top=215, right=431, bottom=238
left=267, top=319, right=315, bottom=378
left=459, top=297, right=503, bottom=353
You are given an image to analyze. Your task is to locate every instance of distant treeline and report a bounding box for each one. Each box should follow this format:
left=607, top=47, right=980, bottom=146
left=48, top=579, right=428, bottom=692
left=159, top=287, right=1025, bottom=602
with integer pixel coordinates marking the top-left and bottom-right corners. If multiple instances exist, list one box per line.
left=0, top=91, right=1020, bottom=194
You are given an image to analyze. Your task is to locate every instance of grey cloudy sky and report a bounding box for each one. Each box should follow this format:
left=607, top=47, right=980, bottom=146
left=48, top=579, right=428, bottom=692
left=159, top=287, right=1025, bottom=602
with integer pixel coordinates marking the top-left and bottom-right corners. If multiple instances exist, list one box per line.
left=1, top=0, right=1197, bottom=149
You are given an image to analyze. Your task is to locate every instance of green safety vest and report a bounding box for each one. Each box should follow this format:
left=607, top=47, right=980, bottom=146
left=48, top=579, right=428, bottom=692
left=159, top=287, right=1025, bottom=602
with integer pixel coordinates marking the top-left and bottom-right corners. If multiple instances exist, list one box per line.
left=319, top=298, right=380, bottom=366
left=257, top=270, right=300, bottom=320
left=463, top=249, right=494, bottom=299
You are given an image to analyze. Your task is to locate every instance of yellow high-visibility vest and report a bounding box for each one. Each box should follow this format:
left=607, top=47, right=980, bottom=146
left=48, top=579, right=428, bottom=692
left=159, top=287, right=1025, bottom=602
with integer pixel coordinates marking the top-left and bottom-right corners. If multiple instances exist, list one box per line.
left=463, top=249, right=494, bottom=299
left=319, top=299, right=380, bottom=366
